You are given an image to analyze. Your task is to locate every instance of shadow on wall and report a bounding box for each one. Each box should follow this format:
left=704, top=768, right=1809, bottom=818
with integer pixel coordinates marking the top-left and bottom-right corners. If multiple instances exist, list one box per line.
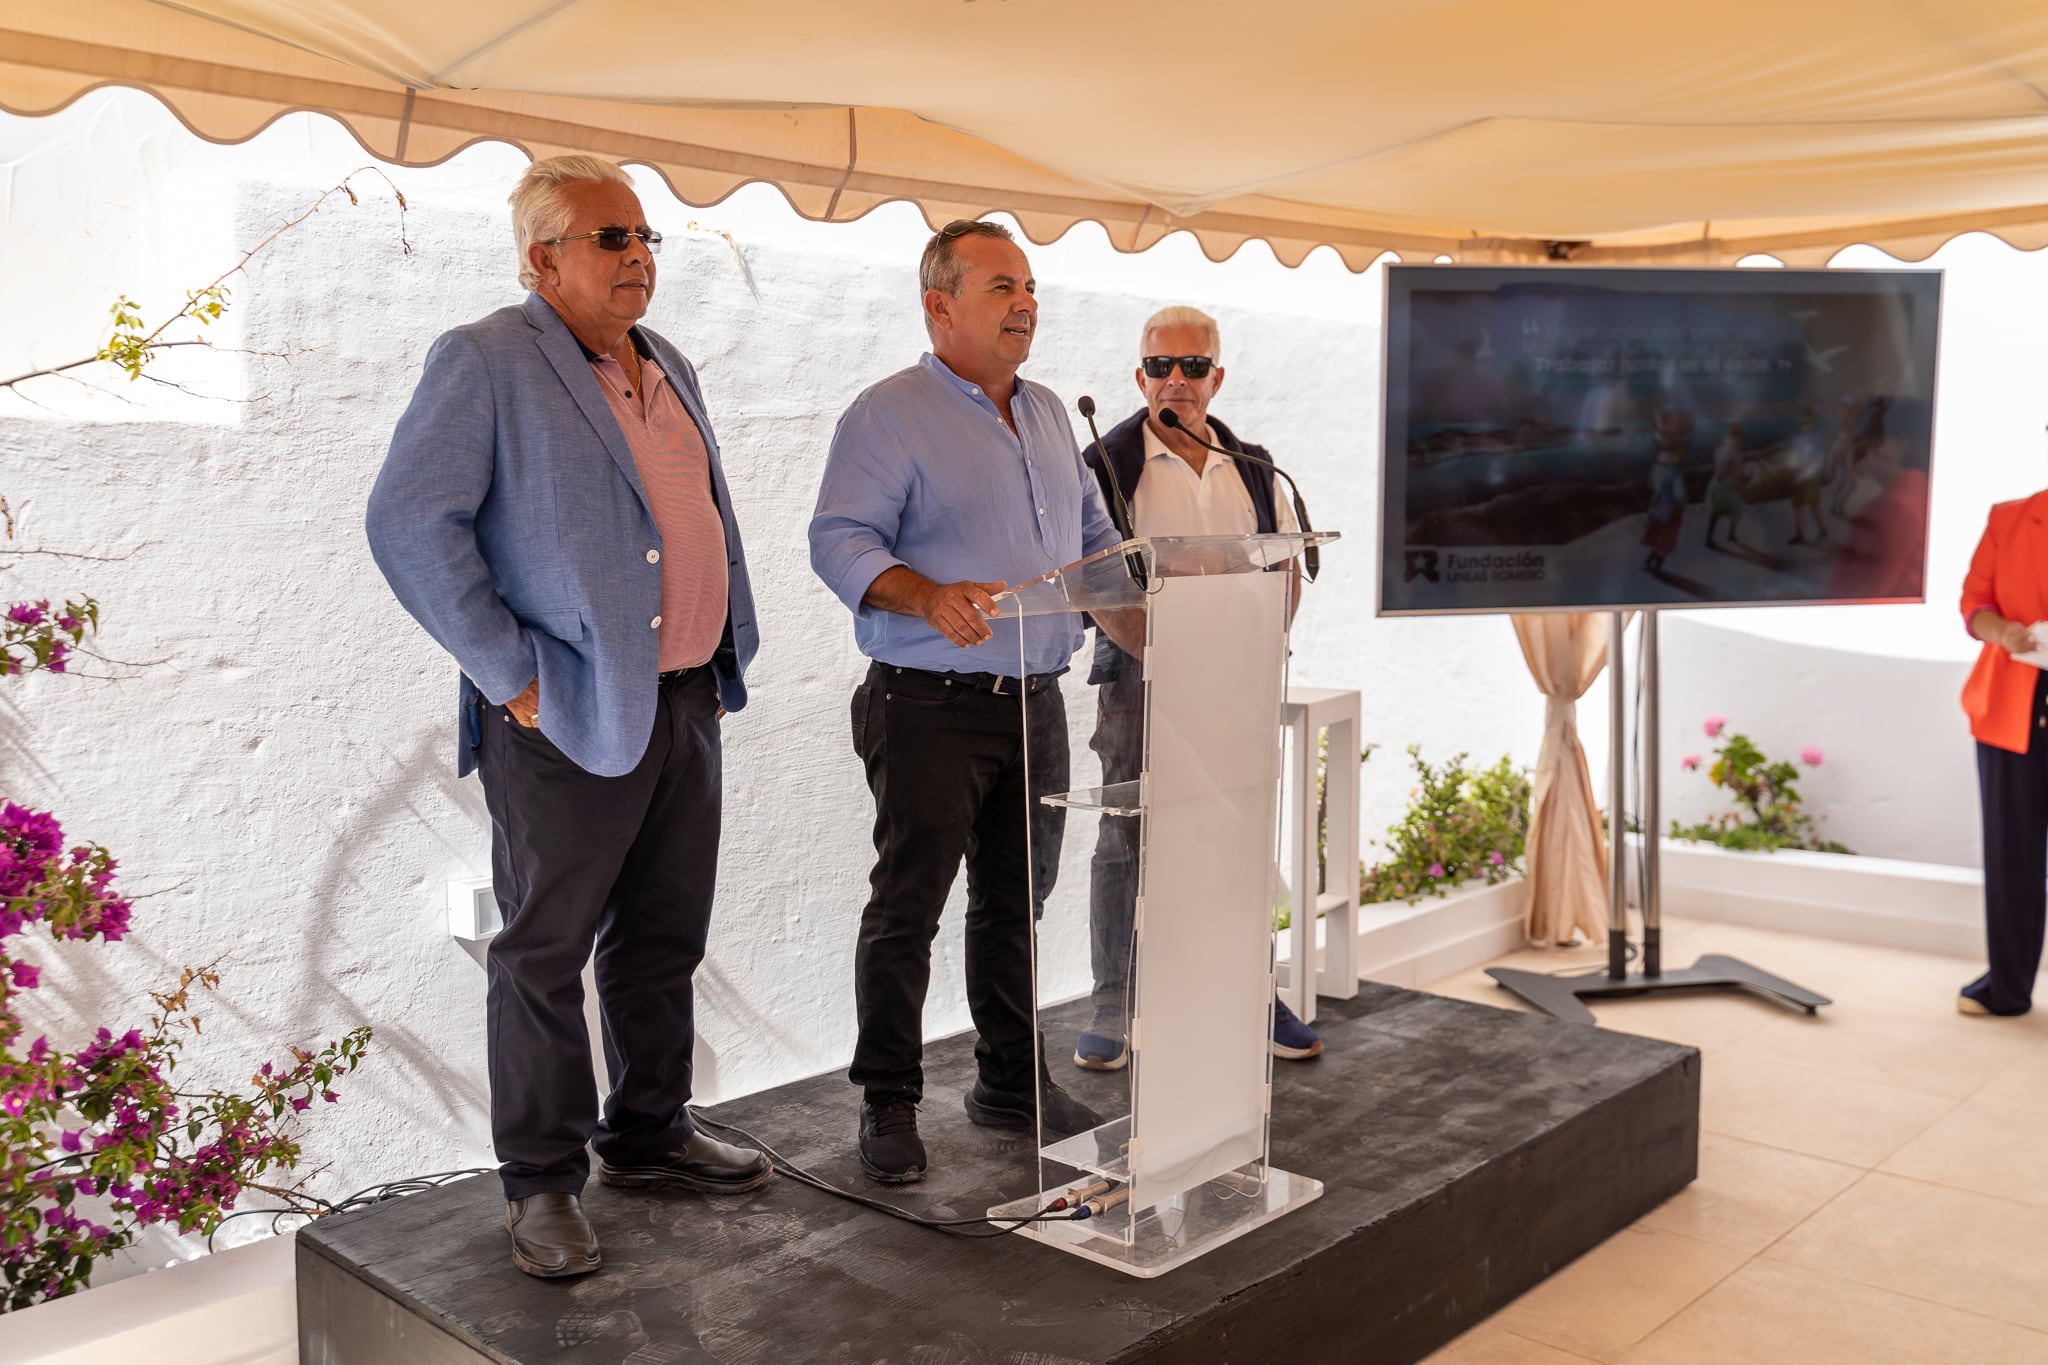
left=283, top=726, right=494, bottom=1132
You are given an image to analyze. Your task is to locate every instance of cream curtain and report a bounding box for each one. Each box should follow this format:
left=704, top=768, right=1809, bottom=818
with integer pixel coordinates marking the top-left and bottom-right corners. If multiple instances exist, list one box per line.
left=1511, top=615, right=1614, bottom=946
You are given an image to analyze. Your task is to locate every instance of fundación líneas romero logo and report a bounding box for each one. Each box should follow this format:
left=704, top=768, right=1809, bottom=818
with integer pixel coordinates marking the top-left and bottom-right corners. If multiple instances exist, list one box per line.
left=1403, top=549, right=1441, bottom=583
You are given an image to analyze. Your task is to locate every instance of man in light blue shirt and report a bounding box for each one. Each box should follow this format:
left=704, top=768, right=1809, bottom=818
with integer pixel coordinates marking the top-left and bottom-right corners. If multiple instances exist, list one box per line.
left=810, top=219, right=1120, bottom=1185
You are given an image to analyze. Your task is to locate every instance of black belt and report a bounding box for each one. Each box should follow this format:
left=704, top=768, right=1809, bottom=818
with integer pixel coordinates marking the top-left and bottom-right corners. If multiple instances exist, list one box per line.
left=659, top=664, right=712, bottom=686
left=882, top=664, right=1065, bottom=696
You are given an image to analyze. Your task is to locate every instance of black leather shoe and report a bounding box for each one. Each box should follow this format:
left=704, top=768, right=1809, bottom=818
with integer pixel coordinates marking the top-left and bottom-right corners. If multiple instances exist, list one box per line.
left=504, top=1193, right=602, bottom=1278
left=597, top=1132, right=774, bottom=1194
left=858, top=1094, right=927, bottom=1185
left=962, top=1079, right=1104, bottom=1138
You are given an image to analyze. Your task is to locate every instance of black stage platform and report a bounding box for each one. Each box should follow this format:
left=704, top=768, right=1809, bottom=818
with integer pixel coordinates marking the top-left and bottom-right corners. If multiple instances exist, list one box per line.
left=298, top=984, right=1699, bottom=1364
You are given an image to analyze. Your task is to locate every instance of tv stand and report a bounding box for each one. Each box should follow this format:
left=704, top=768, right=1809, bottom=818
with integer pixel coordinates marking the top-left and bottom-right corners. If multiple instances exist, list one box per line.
left=1488, top=610, right=1832, bottom=1023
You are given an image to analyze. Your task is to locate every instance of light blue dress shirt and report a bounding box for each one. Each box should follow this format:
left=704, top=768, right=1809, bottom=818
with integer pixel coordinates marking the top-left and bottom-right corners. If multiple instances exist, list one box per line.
left=810, top=353, right=1121, bottom=676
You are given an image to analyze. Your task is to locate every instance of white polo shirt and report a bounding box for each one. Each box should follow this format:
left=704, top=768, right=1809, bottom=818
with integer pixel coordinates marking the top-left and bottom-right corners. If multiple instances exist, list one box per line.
left=1130, top=417, right=1299, bottom=538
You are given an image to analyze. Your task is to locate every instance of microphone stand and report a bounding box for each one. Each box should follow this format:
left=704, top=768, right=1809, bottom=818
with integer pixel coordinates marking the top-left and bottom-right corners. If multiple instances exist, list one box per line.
left=1078, top=395, right=1148, bottom=590
left=1155, top=408, right=1319, bottom=580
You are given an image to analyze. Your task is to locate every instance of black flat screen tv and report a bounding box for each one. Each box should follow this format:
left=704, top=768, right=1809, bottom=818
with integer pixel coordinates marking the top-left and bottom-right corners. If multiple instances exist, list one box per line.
left=1377, top=265, right=1941, bottom=615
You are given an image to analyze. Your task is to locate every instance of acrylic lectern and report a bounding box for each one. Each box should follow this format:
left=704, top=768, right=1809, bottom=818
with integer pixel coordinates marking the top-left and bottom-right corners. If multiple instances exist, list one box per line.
left=986, top=530, right=1339, bottom=1277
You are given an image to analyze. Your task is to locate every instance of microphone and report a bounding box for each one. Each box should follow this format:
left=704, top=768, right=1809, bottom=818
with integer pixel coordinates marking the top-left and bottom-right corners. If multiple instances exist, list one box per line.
left=1156, top=408, right=1319, bottom=580
left=1077, top=395, right=1148, bottom=589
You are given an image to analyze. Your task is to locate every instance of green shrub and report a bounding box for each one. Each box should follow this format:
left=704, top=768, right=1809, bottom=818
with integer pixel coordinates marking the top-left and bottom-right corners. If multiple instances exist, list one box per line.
left=1359, top=747, right=1531, bottom=905
left=1668, top=719, right=1850, bottom=854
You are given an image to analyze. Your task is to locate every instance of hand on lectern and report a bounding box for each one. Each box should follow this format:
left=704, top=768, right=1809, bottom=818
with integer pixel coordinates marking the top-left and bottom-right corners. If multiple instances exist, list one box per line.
left=921, top=578, right=1008, bottom=647
left=861, top=566, right=1008, bottom=647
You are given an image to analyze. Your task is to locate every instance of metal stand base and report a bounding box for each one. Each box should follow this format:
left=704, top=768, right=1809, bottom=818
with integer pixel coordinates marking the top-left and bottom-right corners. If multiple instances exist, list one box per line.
left=1487, top=953, right=1832, bottom=1026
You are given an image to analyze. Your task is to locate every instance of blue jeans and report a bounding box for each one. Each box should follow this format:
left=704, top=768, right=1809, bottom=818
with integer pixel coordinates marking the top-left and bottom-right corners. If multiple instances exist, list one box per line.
left=1087, top=660, right=1144, bottom=1016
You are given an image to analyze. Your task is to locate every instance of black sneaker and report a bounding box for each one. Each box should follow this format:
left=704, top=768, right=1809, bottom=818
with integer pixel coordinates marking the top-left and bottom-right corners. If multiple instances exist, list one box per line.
left=858, top=1094, right=926, bottom=1185
left=962, top=1079, right=1104, bottom=1139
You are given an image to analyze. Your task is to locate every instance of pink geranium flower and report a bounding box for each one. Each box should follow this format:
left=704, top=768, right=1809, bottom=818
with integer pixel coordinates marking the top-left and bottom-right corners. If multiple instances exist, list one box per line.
left=1681, top=754, right=1701, bottom=771
left=1703, top=715, right=1727, bottom=738
left=1800, top=746, right=1824, bottom=767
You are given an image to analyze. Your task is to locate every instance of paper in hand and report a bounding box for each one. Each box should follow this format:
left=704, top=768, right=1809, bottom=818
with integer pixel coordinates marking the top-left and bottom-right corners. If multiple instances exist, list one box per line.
left=2010, top=621, right=2048, bottom=669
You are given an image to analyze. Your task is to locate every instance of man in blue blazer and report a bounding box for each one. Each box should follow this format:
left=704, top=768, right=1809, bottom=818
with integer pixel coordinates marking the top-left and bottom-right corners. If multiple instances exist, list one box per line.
left=367, top=156, right=768, bottom=1280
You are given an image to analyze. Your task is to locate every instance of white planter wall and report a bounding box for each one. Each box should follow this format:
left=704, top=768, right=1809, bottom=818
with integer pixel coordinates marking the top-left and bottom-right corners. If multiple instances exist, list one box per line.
left=1644, top=838, right=1986, bottom=960
left=1355, top=877, right=1532, bottom=989
left=0, top=1234, right=295, bottom=1365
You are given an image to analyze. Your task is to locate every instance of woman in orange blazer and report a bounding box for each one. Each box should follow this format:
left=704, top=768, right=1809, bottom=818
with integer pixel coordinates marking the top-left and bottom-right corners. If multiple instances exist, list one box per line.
left=1958, top=487, right=2048, bottom=1016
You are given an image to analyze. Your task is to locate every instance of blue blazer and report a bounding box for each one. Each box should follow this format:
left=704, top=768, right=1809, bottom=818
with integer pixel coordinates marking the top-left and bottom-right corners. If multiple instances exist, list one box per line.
left=367, top=294, right=758, bottom=778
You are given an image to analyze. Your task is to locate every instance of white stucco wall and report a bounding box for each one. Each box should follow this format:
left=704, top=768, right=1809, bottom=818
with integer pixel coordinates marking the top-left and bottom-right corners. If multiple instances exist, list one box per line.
left=3, top=86, right=2036, bottom=1218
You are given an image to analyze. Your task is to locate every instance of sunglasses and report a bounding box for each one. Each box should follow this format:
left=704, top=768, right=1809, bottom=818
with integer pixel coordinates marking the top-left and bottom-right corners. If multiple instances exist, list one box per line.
left=542, top=226, right=663, bottom=254
left=1140, top=355, right=1217, bottom=380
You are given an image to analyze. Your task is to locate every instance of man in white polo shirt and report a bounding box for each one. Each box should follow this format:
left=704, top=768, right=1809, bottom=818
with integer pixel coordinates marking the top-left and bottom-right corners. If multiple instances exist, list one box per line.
left=1074, top=304, right=1323, bottom=1071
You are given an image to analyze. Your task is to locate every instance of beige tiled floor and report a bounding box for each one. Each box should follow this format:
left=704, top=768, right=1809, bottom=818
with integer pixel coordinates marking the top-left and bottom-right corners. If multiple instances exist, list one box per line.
left=1418, top=916, right=2048, bottom=1363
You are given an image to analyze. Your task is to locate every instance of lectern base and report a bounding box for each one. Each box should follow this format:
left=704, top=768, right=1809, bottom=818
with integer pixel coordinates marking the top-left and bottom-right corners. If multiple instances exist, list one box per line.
left=988, top=1165, right=1323, bottom=1278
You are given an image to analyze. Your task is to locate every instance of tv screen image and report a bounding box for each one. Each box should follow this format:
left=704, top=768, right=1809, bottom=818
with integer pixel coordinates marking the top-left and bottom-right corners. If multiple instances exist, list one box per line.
left=1377, top=266, right=1941, bottom=616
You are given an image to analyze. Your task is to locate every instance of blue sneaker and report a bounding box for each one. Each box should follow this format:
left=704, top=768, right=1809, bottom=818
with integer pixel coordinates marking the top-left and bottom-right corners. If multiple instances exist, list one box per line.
left=1074, top=1003, right=1129, bottom=1071
left=1271, top=997, right=1324, bottom=1060
left=1074, top=1028, right=1128, bottom=1071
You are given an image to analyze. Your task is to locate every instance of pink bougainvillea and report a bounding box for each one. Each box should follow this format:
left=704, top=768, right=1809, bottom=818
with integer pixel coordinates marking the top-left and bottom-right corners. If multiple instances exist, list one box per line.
left=0, top=601, right=371, bottom=1309
left=0, top=598, right=96, bottom=679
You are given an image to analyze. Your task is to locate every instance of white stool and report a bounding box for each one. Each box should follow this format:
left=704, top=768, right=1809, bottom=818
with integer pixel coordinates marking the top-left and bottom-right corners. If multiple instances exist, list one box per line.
left=1277, top=687, right=1362, bottom=1024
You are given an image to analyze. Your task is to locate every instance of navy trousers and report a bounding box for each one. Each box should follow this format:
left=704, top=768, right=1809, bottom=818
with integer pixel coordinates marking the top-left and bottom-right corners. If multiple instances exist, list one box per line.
left=1968, top=670, right=2048, bottom=1016
left=477, top=667, right=722, bottom=1199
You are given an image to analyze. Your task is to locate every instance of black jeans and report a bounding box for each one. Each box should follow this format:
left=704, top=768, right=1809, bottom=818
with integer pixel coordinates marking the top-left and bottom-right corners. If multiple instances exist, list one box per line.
left=848, top=662, right=1067, bottom=1100
left=1970, top=670, right=2048, bottom=1015
left=477, top=668, right=722, bottom=1199
left=1087, top=662, right=1144, bottom=1016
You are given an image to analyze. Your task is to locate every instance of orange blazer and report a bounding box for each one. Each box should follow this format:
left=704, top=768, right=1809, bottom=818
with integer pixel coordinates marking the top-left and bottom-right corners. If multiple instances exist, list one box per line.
left=1960, top=489, right=2048, bottom=753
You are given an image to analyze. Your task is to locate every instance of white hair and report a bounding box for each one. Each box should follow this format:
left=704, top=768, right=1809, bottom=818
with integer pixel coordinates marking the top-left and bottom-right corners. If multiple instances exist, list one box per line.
left=510, top=155, right=633, bottom=290
left=1141, top=304, right=1221, bottom=359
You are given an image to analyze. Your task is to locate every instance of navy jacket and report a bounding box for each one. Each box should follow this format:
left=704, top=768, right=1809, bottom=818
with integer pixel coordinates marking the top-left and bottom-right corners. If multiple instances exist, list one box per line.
left=1080, top=408, right=1279, bottom=683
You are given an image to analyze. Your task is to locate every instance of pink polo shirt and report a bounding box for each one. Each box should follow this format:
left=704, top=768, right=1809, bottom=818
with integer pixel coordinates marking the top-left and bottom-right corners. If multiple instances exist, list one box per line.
left=589, top=347, right=729, bottom=673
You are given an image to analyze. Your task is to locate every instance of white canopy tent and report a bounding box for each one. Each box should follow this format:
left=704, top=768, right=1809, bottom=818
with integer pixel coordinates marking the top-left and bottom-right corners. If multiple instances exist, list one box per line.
left=7, top=0, right=2048, bottom=267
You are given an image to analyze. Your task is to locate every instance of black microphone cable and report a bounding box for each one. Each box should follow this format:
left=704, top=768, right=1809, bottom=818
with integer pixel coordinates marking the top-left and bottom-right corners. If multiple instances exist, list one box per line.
left=687, top=1107, right=1096, bottom=1240
left=1155, top=407, right=1319, bottom=580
